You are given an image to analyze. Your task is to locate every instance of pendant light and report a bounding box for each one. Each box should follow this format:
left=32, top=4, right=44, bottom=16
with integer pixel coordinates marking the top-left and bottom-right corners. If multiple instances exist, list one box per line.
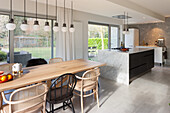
left=6, top=0, right=16, bottom=31
left=126, top=12, right=129, bottom=34
left=33, top=0, right=40, bottom=31
left=20, top=0, right=29, bottom=31
left=53, top=0, right=59, bottom=32
left=122, top=12, right=127, bottom=34
left=44, top=0, right=50, bottom=32
left=69, top=1, right=75, bottom=33
left=62, top=0, right=67, bottom=32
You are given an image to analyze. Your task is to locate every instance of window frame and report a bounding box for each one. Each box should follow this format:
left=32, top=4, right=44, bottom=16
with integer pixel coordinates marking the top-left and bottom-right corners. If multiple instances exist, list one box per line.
left=88, top=21, right=120, bottom=51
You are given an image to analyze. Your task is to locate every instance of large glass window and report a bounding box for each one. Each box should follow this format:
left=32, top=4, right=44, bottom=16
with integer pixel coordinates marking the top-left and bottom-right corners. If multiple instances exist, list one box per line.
left=14, top=16, right=52, bottom=66
left=111, top=26, right=119, bottom=48
left=88, top=23, right=120, bottom=60
left=88, top=23, right=109, bottom=60
left=0, top=15, right=9, bottom=65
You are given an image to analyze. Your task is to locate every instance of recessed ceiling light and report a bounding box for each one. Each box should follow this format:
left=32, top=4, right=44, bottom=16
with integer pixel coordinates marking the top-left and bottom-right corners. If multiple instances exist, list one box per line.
left=112, top=15, right=132, bottom=19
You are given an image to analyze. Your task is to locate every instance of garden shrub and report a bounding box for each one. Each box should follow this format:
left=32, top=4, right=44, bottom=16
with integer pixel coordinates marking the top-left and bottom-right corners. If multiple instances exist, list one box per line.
left=88, top=38, right=108, bottom=50
left=0, top=51, right=7, bottom=61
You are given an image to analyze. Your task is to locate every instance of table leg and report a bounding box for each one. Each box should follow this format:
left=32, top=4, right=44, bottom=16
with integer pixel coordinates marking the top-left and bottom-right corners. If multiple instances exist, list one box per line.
left=47, top=80, right=51, bottom=88
left=0, top=93, right=2, bottom=110
left=93, top=89, right=97, bottom=99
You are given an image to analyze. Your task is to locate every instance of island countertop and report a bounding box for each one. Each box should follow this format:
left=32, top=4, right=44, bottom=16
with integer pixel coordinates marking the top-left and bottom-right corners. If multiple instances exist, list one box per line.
left=104, top=48, right=154, bottom=54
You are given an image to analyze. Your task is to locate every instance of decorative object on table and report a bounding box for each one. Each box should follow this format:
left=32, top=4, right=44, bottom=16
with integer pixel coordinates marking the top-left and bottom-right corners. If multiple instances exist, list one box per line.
left=69, top=0, right=75, bottom=32
left=6, top=0, right=16, bottom=30
left=121, top=48, right=129, bottom=52
left=20, top=0, right=29, bottom=31
left=0, top=73, right=13, bottom=83
left=12, top=63, right=23, bottom=77
left=53, top=0, right=60, bottom=32
left=44, top=0, right=50, bottom=32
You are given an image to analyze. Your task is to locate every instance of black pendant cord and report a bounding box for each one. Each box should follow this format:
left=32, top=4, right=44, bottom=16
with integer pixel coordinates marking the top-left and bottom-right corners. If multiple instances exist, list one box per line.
left=127, top=12, right=128, bottom=30
left=35, top=0, right=38, bottom=20
left=124, top=12, right=125, bottom=30
left=10, top=0, right=12, bottom=19
left=71, top=1, right=73, bottom=24
left=64, top=0, right=65, bottom=23
left=24, top=0, right=26, bottom=20
left=46, top=0, right=48, bottom=22
left=56, top=0, right=57, bottom=22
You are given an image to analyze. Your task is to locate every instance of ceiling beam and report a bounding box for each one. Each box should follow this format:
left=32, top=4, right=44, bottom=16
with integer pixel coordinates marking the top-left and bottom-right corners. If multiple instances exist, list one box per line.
left=106, top=0, right=165, bottom=21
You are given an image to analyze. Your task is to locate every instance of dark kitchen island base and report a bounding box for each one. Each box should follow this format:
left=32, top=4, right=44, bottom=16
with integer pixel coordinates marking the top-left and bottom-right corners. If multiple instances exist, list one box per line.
left=98, top=48, right=154, bottom=85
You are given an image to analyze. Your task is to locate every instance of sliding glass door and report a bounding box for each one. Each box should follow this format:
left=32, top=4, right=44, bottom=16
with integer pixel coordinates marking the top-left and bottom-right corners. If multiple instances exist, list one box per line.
left=88, top=23, right=109, bottom=60
left=0, top=15, right=9, bottom=65
left=13, top=16, right=52, bottom=66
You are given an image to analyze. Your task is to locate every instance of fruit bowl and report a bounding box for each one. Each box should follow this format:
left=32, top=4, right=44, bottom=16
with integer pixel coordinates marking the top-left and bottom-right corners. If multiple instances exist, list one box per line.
left=0, top=73, right=13, bottom=84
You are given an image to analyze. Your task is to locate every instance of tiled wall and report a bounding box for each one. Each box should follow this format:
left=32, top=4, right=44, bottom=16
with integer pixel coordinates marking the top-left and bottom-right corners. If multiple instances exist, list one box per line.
left=129, top=17, right=170, bottom=63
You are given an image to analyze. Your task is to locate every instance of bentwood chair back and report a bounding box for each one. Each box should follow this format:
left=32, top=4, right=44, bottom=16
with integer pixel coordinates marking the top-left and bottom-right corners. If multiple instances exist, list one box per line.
left=74, top=68, right=100, bottom=113
left=46, top=73, right=77, bottom=113
left=49, top=57, right=63, bottom=64
left=1, top=83, right=48, bottom=113
left=0, top=63, right=15, bottom=72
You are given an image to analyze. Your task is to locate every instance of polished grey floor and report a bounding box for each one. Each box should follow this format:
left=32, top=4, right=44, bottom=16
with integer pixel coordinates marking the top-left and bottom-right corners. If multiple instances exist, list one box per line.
left=48, top=65, right=170, bottom=113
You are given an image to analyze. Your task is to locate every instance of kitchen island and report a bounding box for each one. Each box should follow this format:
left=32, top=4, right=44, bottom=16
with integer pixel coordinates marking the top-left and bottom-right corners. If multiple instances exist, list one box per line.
left=98, top=48, right=154, bottom=85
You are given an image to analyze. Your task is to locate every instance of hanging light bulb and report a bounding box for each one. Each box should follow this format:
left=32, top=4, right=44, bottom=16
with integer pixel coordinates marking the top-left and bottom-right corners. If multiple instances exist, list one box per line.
left=6, top=0, right=16, bottom=31
left=70, top=24, right=75, bottom=32
left=44, top=0, right=50, bottom=32
left=20, top=0, right=29, bottom=31
left=53, top=22, right=59, bottom=32
left=126, top=12, right=129, bottom=34
left=62, top=0, right=67, bottom=32
left=33, top=0, right=40, bottom=31
left=53, top=0, right=59, bottom=32
left=44, top=21, right=50, bottom=31
left=69, top=1, right=75, bottom=33
left=122, top=12, right=127, bottom=35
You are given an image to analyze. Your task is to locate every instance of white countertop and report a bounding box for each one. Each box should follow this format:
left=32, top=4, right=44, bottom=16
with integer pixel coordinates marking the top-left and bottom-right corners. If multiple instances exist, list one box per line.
left=102, top=48, right=154, bottom=54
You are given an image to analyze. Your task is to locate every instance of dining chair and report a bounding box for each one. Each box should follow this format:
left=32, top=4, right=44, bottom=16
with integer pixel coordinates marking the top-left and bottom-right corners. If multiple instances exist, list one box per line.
left=49, top=57, right=63, bottom=64
left=0, top=63, right=15, bottom=106
left=74, top=68, right=100, bottom=113
left=46, top=73, right=77, bottom=113
left=1, top=83, right=48, bottom=113
left=26, top=58, right=47, bottom=67
left=0, top=63, right=15, bottom=72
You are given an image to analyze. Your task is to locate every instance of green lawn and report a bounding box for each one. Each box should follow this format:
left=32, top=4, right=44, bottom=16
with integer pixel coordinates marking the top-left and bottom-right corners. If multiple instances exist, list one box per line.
left=15, top=47, right=56, bottom=59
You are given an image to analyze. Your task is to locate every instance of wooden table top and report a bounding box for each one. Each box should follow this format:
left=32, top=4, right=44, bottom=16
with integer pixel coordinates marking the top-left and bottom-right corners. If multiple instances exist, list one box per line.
left=0, top=59, right=106, bottom=92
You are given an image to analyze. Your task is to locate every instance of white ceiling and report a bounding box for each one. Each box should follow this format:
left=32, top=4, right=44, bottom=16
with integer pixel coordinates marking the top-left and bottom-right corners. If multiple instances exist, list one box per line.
left=128, top=0, right=170, bottom=17
left=33, top=0, right=169, bottom=24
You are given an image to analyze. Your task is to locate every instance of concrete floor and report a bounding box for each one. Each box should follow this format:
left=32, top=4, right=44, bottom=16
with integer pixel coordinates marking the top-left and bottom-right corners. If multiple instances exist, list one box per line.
left=48, top=65, right=170, bottom=113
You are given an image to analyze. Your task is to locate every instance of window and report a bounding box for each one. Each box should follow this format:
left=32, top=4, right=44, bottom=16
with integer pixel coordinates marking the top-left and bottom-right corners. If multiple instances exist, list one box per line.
left=0, top=15, right=9, bottom=64
left=111, top=26, right=120, bottom=48
left=88, top=23, right=109, bottom=60
left=14, top=16, right=52, bottom=66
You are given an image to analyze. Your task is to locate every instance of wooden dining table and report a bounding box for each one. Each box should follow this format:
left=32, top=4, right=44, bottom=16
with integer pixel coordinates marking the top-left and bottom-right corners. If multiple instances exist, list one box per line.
left=0, top=59, right=106, bottom=109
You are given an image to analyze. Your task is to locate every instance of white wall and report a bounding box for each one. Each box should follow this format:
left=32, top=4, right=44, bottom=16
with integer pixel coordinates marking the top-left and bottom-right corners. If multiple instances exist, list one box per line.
left=0, top=0, right=123, bottom=60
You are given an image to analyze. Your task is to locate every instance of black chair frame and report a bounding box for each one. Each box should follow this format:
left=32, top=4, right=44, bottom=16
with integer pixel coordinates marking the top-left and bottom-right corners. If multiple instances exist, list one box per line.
left=46, top=73, right=77, bottom=113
